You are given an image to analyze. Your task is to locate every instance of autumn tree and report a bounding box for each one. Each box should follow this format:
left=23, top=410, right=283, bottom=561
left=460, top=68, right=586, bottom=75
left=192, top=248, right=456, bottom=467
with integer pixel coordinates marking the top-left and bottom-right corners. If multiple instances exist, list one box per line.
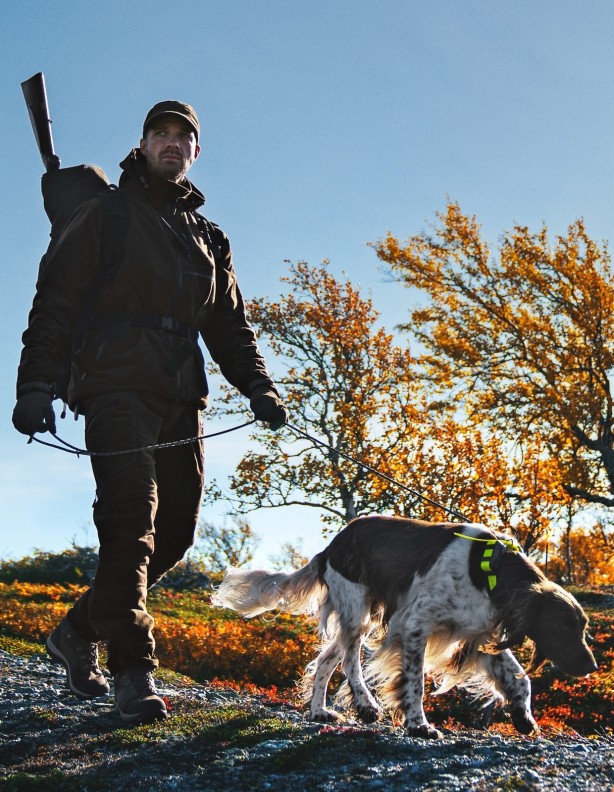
left=401, top=419, right=578, bottom=553
left=542, top=524, right=614, bottom=585
left=207, top=260, right=423, bottom=529
left=195, top=517, right=258, bottom=571
left=206, top=260, right=572, bottom=551
left=374, top=202, right=614, bottom=522
left=268, top=540, right=309, bottom=571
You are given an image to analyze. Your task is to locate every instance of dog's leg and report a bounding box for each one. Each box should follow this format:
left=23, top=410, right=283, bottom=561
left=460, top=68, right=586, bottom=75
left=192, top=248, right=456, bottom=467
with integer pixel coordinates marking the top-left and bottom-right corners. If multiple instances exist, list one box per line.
left=477, top=649, right=538, bottom=736
left=400, top=625, right=443, bottom=740
left=308, top=637, right=344, bottom=722
left=341, top=629, right=381, bottom=724
left=316, top=566, right=380, bottom=723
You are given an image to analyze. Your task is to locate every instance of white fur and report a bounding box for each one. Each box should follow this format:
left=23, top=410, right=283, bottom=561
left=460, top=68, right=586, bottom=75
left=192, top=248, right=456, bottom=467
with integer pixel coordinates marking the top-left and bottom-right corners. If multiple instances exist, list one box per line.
left=212, top=558, right=325, bottom=617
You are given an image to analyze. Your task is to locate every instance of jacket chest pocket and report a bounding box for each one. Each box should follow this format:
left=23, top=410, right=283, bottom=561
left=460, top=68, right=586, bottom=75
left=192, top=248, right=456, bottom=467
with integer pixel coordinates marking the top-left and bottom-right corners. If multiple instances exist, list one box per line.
left=184, top=251, right=216, bottom=307
left=179, top=214, right=219, bottom=310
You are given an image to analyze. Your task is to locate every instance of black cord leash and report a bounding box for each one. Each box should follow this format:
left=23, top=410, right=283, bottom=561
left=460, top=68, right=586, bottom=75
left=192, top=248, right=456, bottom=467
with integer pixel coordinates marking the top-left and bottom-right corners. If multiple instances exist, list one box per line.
left=27, top=418, right=470, bottom=522
left=285, top=422, right=471, bottom=522
left=27, top=419, right=257, bottom=458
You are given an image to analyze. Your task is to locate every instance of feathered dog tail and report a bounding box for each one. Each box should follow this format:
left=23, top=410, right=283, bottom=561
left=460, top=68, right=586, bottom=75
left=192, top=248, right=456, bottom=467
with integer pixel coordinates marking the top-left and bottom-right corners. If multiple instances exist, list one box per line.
left=212, top=554, right=326, bottom=618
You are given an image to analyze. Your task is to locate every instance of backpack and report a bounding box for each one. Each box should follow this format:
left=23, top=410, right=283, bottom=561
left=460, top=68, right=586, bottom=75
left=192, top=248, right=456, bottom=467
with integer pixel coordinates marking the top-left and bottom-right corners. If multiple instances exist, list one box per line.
left=38, top=164, right=130, bottom=403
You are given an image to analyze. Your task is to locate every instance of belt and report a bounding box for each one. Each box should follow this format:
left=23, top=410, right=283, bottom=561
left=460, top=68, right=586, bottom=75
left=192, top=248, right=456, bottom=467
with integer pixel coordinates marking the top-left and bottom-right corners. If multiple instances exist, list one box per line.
left=91, top=313, right=199, bottom=342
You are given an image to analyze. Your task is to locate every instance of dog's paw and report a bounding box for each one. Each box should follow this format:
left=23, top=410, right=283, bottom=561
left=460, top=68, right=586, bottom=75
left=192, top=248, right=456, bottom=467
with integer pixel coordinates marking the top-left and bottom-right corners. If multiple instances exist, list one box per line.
left=477, top=700, right=500, bottom=730
left=511, top=707, right=539, bottom=736
left=310, top=708, right=344, bottom=724
left=405, top=723, right=444, bottom=740
left=356, top=704, right=381, bottom=724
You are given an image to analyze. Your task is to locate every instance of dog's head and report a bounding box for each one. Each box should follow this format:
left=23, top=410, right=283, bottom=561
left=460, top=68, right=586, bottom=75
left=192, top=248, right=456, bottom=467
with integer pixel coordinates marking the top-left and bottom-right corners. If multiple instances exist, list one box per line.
left=522, top=582, right=597, bottom=676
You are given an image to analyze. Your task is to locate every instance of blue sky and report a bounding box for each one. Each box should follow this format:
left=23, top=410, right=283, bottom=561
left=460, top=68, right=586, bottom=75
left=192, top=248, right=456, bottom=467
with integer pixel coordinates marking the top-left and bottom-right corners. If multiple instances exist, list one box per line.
left=2, top=0, right=614, bottom=566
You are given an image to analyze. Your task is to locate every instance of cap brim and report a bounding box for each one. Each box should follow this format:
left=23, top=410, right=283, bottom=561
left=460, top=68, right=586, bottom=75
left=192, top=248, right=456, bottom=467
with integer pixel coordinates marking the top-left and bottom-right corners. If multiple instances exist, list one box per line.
left=144, top=111, right=199, bottom=141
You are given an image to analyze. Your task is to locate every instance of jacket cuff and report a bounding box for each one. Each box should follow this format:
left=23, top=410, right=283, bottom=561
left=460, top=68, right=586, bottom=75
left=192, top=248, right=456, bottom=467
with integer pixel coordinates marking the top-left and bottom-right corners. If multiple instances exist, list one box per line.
left=17, top=381, right=54, bottom=398
left=247, top=379, right=280, bottom=400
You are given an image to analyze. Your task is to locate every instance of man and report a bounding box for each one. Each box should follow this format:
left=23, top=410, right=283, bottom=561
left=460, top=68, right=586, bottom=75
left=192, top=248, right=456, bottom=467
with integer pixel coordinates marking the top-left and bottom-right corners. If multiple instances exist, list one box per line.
left=12, top=100, right=288, bottom=724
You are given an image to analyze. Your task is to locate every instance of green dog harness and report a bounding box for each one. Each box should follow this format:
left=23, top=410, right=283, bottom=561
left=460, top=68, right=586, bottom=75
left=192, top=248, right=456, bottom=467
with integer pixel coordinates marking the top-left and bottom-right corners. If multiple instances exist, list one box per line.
left=454, top=533, right=523, bottom=591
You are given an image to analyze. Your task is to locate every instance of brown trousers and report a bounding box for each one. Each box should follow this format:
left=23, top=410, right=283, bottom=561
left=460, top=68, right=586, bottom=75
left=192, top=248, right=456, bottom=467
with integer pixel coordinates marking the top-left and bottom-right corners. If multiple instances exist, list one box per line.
left=67, top=391, right=204, bottom=675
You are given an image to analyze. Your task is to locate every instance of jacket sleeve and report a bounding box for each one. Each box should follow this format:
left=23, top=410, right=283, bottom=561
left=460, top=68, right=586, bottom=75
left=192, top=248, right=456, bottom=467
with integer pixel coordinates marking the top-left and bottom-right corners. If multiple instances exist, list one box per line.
left=198, top=230, right=276, bottom=398
left=16, top=201, right=101, bottom=397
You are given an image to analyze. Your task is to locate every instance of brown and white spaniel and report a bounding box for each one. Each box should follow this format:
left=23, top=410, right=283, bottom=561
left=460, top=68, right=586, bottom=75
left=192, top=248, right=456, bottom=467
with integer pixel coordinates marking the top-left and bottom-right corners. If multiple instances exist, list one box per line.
left=213, top=516, right=597, bottom=738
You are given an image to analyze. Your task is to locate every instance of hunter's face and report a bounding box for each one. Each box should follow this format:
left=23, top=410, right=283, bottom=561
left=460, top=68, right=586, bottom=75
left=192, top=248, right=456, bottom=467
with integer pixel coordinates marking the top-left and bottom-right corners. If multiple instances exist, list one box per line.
left=140, top=117, right=200, bottom=183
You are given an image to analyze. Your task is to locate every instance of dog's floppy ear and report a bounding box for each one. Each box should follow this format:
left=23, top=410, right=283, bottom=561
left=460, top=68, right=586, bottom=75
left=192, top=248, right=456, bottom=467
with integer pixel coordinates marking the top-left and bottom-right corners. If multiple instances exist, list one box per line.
left=493, top=583, right=535, bottom=651
left=509, top=582, right=556, bottom=673
left=525, top=641, right=548, bottom=674
left=495, top=623, right=527, bottom=652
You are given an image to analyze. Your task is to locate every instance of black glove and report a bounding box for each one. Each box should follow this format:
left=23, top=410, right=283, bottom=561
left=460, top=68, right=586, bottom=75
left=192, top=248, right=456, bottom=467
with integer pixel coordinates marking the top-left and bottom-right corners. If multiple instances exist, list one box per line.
left=12, top=392, right=57, bottom=436
left=250, top=389, right=289, bottom=431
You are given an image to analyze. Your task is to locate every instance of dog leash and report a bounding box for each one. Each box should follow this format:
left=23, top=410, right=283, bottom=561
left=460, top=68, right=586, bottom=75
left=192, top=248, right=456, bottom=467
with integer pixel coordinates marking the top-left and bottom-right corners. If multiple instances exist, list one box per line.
left=285, top=422, right=471, bottom=522
left=27, top=417, right=471, bottom=523
left=27, top=419, right=257, bottom=458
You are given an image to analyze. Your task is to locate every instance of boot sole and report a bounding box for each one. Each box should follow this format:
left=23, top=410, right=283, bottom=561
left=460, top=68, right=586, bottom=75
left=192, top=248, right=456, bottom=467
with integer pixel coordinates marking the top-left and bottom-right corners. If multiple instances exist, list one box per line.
left=46, top=634, right=110, bottom=699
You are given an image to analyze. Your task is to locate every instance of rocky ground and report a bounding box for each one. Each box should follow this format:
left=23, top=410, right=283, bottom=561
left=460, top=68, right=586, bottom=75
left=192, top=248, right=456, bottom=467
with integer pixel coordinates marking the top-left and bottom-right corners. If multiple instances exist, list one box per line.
left=0, top=646, right=612, bottom=791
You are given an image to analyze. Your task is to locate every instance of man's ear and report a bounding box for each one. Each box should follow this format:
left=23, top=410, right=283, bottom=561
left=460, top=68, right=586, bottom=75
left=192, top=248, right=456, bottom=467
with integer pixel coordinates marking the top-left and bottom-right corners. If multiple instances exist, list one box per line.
left=139, top=137, right=147, bottom=156
left=194, top=144, right=201, bottom=159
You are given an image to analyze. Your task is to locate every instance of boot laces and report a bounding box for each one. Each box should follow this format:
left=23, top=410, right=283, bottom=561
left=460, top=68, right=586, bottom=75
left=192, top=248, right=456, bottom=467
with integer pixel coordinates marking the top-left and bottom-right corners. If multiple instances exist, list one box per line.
left=125, top=669, right=157, bottom=696
left=74, top=638, right=102, bottom=673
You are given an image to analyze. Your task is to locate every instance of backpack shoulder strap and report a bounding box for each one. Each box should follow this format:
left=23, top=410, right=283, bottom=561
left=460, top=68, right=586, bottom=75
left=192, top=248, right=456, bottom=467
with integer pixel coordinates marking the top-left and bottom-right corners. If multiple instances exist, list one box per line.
left=54, top=187, right=130, bottom=402
left=194, top=211, right=223, bottom=263
left=97, top=186, right=129, bottom=281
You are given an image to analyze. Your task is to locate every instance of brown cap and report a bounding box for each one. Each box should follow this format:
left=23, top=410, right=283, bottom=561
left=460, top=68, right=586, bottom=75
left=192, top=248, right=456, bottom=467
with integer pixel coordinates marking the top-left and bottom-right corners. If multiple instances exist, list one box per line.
left=142, top=100, right=200, bottom=142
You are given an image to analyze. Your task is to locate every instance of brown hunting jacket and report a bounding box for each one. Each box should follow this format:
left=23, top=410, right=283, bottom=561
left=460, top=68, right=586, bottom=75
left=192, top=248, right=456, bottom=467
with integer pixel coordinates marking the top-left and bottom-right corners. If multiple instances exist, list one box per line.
left=17, top=150, right=275, bottom=411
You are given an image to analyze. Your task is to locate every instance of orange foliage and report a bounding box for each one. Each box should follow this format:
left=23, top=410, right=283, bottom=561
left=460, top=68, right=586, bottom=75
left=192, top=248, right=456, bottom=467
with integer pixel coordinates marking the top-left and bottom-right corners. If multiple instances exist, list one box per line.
left=154, top=609, right=317, bottom=687
left=374, top=203, right=614, bottom=520
left=0, top=583, right=317, bottom=689
left=0, top=581, right=88, bottom=640
left=207, top=260, right=424, bottom=528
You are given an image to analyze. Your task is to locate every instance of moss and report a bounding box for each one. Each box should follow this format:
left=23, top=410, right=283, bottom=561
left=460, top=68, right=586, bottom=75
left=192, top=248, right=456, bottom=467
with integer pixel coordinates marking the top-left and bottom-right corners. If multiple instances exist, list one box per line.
left=30, top=707, right=60, bottom=727
left=110, top=700, right=299, bottom=749
left=0, top=632, right=43, bottom=658
left=271, top=730, right=379, bottom=771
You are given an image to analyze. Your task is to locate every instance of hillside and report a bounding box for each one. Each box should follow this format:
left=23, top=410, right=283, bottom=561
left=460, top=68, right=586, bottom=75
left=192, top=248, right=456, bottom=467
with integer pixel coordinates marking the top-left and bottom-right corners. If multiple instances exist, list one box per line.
left=0, top=582, right=612, bottom=790
left=1, top=641, right=613, bottom=791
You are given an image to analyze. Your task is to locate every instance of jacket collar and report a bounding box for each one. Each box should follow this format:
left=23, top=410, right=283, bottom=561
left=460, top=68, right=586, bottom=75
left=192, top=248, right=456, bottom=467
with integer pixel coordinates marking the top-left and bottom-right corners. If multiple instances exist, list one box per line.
left=118, top=149, right=205, bottom=213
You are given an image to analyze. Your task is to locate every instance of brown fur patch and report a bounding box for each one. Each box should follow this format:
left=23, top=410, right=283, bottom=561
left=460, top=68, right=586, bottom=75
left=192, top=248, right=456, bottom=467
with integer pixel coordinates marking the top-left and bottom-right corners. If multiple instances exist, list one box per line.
left=324, top=516, right=461, bottom=619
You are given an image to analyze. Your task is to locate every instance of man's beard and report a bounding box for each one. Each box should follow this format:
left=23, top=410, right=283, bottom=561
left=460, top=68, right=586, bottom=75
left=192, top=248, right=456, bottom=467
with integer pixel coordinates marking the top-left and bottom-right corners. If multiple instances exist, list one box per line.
left=151, top=154, right=189, bottom=183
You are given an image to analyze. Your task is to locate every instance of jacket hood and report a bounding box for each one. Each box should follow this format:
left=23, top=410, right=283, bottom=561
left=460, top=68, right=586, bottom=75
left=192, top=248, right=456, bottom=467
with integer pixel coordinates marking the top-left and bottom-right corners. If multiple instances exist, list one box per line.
left=118, top=149, right=205, bottom=212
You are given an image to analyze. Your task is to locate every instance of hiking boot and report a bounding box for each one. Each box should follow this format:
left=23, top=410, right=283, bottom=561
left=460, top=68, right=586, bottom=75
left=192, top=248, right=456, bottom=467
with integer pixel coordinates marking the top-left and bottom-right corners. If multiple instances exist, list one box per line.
left=114, top=667, right=167, bottom=724
left=46, top=617, right=110, bottom=698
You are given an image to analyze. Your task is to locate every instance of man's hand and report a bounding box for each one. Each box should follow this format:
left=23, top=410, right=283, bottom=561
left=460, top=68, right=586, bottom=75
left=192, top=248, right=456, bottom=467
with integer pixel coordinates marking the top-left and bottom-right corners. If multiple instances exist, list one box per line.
left=250, top=389, right=289, bottom=431
left=12, top=392, right=57, bottom=436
